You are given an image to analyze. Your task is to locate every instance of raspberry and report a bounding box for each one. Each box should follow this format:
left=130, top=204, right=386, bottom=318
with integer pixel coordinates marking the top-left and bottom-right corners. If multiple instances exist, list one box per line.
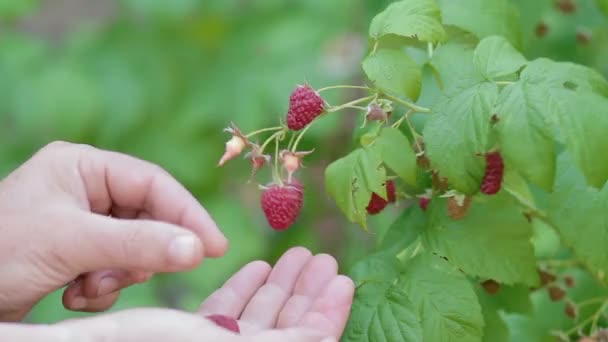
left=261, top=180, right=304, bottom=230
left=419, top=197, right=431, bottom=211
left=555, top=0, right=576, bottom=14
left=565, top=302, right=578, bottom=319
left=548, top=285, right=566, bottom=301
left=206, top=314, right=240, bottom=334
left=481, top=279, right=500, bottom=295
left=447, top=196, right=471, bottom=220
left=481, top=151, right=504, bottom=195
left=564, top=275, right=575, bottom=288
left=366, top=181, right=396, bottom=215
left=535, top=21, right=549, bottom=38
left=538, top=270, right=557, bottom=286
left=286, top=85, right=325, bottom=131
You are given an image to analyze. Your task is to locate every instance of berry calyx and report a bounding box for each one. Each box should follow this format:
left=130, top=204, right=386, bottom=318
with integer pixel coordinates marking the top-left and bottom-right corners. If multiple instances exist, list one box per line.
left=366, top=180, right=396, bottom=215
left=206, top=314, right=240, bottom=334
left=481, top=151, right=504, bottom=195
left=286, top=85, right=326, bottom=131
left=447, top=195, right=472, bottom=220
left=218, top=123, right=249, bottom=167
left=576, top=29, right=591, bottom=45
left=565, top=301, right=578, bottom=319
left=538, top=269, right=557, bottom=286
left=245, top=144, right=271, bottom=179
left=564, top=275, right=575, bottom=288
left=280, top=150, right=313, bottom=181
left=261, top=180, right=304, bottom=230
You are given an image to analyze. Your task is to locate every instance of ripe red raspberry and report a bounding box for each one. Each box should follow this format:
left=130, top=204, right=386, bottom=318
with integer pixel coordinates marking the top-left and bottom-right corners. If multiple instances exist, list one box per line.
left=419, top=197, right=431, bottom=211
left=261, top=180, right=304, bottom=230
left=481, top=151, right=504, bottom=195
left=366, top=181, right=396, bottom=215
left=206, top=314, right=240, bottom=333
left=286, top=85, right=325, bottom=131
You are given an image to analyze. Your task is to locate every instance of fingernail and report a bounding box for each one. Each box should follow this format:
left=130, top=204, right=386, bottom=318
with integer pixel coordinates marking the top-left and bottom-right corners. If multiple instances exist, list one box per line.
left=71, top=296, right=87, bottom=310
left=97, top=277, right=119, bottom=297
left=168, top=235, right=200, bottom=266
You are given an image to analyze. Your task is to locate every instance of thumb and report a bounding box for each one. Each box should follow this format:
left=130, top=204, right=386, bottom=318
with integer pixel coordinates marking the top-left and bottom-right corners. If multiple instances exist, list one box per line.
left=59, top=211, right=205, bottom=274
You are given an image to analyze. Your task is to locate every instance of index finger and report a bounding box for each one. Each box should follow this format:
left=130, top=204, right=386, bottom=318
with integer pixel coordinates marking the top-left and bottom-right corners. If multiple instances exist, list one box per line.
left=76, top=145, right=228, bottom=257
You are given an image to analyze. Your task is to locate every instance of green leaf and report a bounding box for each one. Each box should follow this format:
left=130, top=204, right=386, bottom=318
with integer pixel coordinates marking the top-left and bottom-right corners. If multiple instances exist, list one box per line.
left=438, top=0, right=522, bottom=49
left=398, top=254, right=484, bottom=342
left=369, top=0, right=446, bottom=43
left=473, top=36, right=527, bottom=79
left=362, top=49, right=422, bottom=101
left=367, top=127, right=417, bottom=185
left=548, top=153, right=608, bottom=275
left=343, top=281, right=423, bottom=342
left=325, top=149, right=386, bottom=228
left=424, top=193, right=539, bottom=286
left=494, top=82, right=556, bottom=191
left=597, top=0, right=608, bottom=16
left=381, top=205, right=427, bottom=253
left=521, top=59, right=608, bottom=188
left=349, top=253, right=401, bottom=287
left=423, top=82, right=498, bottom=194
left=430, top=43, right=485, bottom=94
left=486, top=284, right=533, bottom=315
left=476, top=289, right=509, bottom=342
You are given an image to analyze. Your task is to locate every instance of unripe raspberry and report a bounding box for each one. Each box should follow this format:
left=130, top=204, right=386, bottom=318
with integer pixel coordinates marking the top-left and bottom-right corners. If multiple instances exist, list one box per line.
left=481, top=151, right=504, bottom=195
left=218, top=123, right=248, bottom=167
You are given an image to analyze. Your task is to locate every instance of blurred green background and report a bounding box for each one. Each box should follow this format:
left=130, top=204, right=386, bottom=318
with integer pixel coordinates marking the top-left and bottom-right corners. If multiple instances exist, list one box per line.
left=0, top=0, right=606, bottom=324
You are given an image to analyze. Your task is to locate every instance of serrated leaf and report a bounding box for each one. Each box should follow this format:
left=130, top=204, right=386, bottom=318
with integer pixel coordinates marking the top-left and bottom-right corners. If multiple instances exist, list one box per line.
left=381, top=205, right=427, bottom=253
left=438, top=0, right=522, bottom=49
left=349, top=253, right=401, bottom=287
left=548, top=153, right=608, bottom=275
left=398, top=254, right=484, bottom=342
left=522, top=59, right=608, bottom=188
left=473, top=36, right=527, bottom=79
left=325, top=149, right=386, bottom=228
left=343, top=280, right=423, bottom=342
left=367, top=127, right=417, bottom=185
left=431, top=43, right=485, bottom=94
left=369, top=0, right=446, bottom=43
left=495, top=82, right=556, bottom=191
left=362, top=49, right=422, bottom=101
left=424, top=193, right=539, bottom=286
left=423, top=82, right=498, bottom=194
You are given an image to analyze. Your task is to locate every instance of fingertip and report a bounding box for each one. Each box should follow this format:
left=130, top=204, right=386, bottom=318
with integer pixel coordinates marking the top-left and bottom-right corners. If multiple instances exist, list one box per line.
left=167, top=234, right=205, bottom=269
left=206, top=235, right=229, bottom=258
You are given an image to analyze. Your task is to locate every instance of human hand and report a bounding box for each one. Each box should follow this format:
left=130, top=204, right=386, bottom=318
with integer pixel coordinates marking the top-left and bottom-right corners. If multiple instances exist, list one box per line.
left=38, top=247, right=354, bottom=341
left=0, top=141, right=228, bottom=321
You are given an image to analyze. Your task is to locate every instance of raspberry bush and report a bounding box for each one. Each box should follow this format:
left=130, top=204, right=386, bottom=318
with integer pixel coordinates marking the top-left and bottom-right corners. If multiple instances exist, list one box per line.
left=219, top=0, right=608, bottom=340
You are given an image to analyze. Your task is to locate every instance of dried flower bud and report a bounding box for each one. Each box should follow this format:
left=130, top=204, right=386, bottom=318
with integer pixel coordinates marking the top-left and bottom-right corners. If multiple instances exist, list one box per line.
left=218, top=123, right=248, bottom=166
left=280, top=150, right=313, bottom=178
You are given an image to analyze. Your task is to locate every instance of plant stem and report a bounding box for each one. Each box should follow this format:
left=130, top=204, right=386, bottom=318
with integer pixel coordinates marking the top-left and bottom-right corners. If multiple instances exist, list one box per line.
left=427, top=42, right=434, bottom=59
left=496, top=81, right=515, bottom=86
left=383, top=94, right=431, bottom=113
left=273, top=135, right=282, bottom=185
left=327, top=95, right=376, bottom=113
left=590, top=301, right=608, bottom=333
left=291, top=122, right=315, bottom=152
left=372, top=40, right=379, bottom=54
left=577, top=297, right=607, bottom=308
left=246, top=126, right=284, bottom=138
left=286, top=131, right=297, bottom=151
left=316, top=85, right=374, bottom=93
left=260, top=131, right=285, bottom=153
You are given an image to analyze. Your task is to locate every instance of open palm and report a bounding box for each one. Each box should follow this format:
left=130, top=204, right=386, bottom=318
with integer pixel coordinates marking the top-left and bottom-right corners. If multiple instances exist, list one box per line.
left=198, top=247, right=355, bottom=339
